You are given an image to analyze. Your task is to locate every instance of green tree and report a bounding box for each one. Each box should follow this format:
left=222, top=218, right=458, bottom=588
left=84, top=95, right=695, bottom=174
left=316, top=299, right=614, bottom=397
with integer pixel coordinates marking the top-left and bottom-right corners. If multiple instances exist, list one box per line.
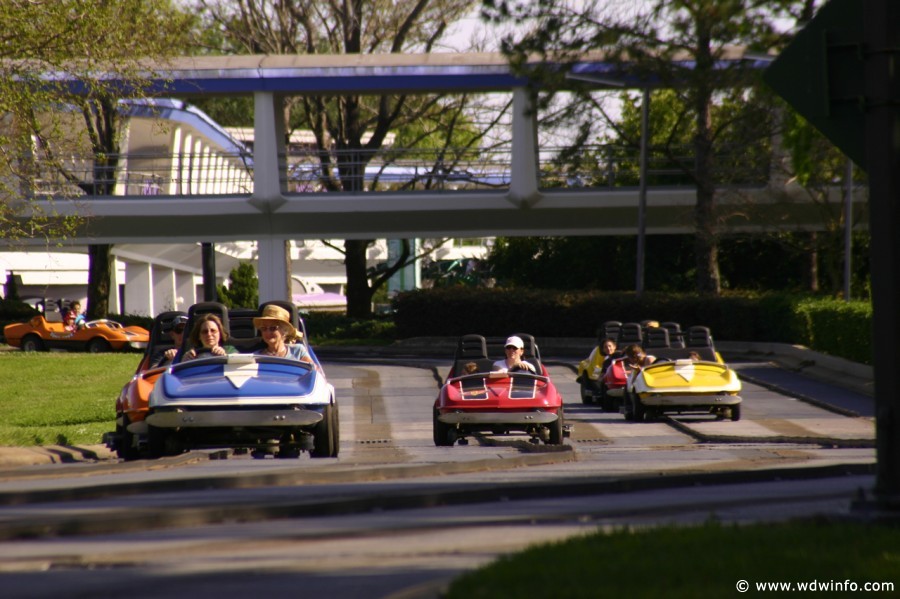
left=0, top=0, right=194, bottom=319
left=195, top=0, right=491, bottom=317
left=218, top=262, right=259, bottom=308
left=776, top=109, right=869, bottom=298
left=482, top=0, right=818, bottom=296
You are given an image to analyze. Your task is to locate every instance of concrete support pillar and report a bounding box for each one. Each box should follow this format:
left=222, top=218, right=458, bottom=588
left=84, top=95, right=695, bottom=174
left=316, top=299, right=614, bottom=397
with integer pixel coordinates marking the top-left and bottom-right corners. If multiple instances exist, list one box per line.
left=251, top=92, right=287, bottom=204
left=169, top=127, right=182, bottom=195
left=109, top=258, right=123, bottom=314
left=175, top=270, right=195, bottom=311
left=257, top=237, right=291, bottom=303
left=182, top=134, right=193, bottom=195
left=152, top=267, right=177, bottom=312
left=509, top=87, right=541, bottom=207
left=198, top=147, right=209, bottom=194
left=191, top=139, right=203, bottom=195
left=124, top=262, right=153, bottom=317
left=251, top=92, right=290, bottom=303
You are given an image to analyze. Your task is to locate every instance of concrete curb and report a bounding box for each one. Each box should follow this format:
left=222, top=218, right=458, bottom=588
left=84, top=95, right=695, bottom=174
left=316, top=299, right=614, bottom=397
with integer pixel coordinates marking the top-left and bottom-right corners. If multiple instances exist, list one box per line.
left=0, top=461, right=875, bottom=541
left=0, top=449, right=576, bottom=507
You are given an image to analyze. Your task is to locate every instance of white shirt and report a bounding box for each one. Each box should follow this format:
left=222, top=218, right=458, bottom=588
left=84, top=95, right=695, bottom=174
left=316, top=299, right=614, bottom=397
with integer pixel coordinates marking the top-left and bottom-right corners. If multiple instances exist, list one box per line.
left=492, top=358, right=536, bottom=373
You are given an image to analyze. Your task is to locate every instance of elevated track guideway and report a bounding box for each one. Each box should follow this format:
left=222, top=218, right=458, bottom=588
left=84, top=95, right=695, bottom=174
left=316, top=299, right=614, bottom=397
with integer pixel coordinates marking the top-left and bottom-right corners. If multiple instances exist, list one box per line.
left=19, top=52, right=867, bottom=297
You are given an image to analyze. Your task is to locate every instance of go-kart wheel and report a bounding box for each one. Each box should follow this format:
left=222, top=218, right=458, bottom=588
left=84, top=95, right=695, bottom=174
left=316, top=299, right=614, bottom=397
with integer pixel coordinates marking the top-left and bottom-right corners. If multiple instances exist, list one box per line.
left=331, top=402, right=340, bottom=456
left=87, top=337, right=111, bottom=353
left=311, top=403, right=337, bottom=458
left=20, top=335, right=45, bottom=352
left=622, top=393, right=635, bottom=421
left=730, top=404, right=741, bottom=421
left=547, top=410, right=564, bottom=445
left=116, top=415, right=141, bottom=461
left=632, top=396, right=646, bottom=422
left=433, top=408, right=455, bottom=447
left=580, top=379, right=594, bottom=404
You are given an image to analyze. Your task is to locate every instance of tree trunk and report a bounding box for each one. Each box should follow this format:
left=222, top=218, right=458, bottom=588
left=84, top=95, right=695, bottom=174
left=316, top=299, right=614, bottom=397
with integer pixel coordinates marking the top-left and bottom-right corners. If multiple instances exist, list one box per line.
left=692, top=26, right=720, bottom=296
left=87, top=244, right=112, bottom=318
left=344, top=239, right=374, bottom=318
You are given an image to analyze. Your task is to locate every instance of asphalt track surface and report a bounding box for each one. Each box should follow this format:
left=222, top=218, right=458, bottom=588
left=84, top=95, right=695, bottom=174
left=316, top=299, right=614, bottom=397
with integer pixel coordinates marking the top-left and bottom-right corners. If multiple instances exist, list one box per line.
left=0, top=342, right=886, bottom=598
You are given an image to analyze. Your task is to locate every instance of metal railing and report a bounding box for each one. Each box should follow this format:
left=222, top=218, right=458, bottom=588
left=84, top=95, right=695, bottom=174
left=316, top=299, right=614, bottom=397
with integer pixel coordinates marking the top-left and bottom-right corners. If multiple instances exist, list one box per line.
left=23, top=144, right=772, bottom=198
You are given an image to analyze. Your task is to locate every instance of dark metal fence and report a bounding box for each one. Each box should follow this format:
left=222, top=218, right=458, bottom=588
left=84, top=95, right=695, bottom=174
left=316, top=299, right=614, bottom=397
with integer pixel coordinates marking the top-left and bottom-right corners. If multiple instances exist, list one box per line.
left=25, top=143, right=771, bottom=198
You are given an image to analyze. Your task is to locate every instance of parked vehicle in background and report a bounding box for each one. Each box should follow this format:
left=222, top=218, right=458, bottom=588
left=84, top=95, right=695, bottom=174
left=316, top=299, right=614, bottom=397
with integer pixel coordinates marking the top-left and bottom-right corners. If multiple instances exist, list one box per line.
left=3, top=312, right=148, bottom=353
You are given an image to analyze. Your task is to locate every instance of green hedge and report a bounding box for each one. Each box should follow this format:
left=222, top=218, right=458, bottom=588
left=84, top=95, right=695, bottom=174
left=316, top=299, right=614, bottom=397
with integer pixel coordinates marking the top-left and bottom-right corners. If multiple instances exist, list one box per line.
left=793, top=298, right=872, bottom=365
left=3, top=292, right=874, bottom=365
left=392, top=288, right=872, bottom=365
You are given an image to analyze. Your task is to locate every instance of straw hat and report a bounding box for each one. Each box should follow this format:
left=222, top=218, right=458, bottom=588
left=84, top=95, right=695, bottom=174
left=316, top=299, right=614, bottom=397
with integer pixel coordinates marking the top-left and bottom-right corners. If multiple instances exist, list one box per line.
left=253, top=304, right=297, bottom=338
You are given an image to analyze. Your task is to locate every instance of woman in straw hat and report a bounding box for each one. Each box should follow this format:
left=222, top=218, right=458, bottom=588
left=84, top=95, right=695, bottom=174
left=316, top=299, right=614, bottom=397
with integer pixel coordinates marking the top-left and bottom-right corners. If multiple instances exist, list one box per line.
left=253, top=304, right=312, bottom=362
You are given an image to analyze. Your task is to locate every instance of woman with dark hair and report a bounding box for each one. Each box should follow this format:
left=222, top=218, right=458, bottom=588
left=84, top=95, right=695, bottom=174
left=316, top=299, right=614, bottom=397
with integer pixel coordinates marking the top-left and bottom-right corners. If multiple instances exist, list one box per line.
left=181, top=313, right=236, bottom=361
left=623, top=344, right=655, bottom=373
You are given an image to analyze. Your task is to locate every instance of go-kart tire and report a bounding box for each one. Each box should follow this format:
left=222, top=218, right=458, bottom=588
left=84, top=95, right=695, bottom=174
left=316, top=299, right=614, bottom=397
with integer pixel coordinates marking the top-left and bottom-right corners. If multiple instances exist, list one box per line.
left=547, top=410, right=564, bottom=445
left=21, top=335, right=45, bottom=352
left=633, top=396, right=647, bottom=422
left=622, top=393, right=635, bottom=421
left=116, top=416, right=141, bottom=461
left=579, top=379, right=594, bottom=405
left=730, top=404, right=742, bottom=422
left=311, top=403, right=337, bottom=458
left=87, top=337, right=111, bottom=353
left=433, top=408, right=455, bottom=447
left=331, top=402, right=341, bottom=456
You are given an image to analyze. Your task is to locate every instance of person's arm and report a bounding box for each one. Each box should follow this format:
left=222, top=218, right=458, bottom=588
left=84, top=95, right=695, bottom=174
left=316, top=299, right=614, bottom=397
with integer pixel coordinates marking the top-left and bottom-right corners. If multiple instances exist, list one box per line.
left=516, top=360, right=537, bottom=373
left=286, top=344, right=313, bottom=363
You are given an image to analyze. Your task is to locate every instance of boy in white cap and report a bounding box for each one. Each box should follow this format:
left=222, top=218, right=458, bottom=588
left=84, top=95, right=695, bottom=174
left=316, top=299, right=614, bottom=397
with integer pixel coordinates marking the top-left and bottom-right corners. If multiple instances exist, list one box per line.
left=492, top=335, right=536, bottom=373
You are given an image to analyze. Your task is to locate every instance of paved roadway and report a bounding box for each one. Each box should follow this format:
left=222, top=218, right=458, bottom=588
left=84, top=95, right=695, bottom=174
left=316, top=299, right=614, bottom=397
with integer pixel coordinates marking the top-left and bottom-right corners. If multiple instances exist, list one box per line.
left=0, top=356, right=879, bottom=598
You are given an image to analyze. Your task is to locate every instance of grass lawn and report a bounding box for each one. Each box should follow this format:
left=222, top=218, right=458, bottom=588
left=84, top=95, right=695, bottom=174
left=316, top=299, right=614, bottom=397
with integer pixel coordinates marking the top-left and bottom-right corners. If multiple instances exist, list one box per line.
left=444, top=519, right=899, bottom=598
left=0, top=351, right=136, bottom=446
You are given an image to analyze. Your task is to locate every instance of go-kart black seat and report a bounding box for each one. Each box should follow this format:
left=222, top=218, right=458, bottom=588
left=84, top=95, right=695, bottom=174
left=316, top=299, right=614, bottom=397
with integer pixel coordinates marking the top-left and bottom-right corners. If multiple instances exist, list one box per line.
left=661, top=322, right=684, bottom=348
left=617, top=322, right=643, bottom=346
left=228, top=308, right=262, bottom=353
left=598, top=321, right=622, bottom=343
left=644, top=327, right=671, bottom=349
left=686, top=325, right=713, bottom=347
left=456, top=334, right=488, bottom=360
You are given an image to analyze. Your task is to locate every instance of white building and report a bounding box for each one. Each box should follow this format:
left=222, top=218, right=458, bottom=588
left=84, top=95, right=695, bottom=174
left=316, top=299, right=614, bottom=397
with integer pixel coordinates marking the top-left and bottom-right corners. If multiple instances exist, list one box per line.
left=1, top=237, right=490, bottom=316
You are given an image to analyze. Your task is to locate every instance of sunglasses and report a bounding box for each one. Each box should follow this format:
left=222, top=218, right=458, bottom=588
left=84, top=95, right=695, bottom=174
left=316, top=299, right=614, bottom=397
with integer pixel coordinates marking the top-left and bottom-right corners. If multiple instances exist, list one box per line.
left=259, top=325, right=282, bottom=333
left=172, top=326, right=185, bottom=334
left=505, top=345, right=520, bottom=350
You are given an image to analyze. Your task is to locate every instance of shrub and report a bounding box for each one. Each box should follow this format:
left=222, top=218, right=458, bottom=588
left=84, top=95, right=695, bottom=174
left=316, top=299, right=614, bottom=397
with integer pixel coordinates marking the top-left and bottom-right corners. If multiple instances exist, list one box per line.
left=392, top=288, right=872, bottom=364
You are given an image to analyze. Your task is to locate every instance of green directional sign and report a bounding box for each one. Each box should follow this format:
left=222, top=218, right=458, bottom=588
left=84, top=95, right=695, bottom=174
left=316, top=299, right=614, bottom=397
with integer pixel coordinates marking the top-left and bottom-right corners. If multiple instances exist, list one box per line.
left=763, top=0, right=866, bottom=168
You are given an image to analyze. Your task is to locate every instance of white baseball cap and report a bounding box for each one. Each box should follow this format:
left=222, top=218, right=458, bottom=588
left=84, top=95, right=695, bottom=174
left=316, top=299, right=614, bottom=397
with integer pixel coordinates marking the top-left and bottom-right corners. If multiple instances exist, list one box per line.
left=505, top=335, right=524, bottom=349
